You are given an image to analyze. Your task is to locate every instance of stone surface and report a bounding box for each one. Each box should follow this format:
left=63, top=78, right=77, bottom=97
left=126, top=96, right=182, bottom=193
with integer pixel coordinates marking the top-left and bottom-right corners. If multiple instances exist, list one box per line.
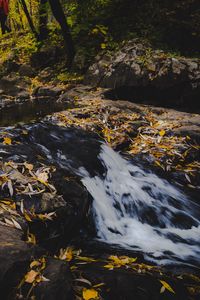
left=34, top=258, right=74, bottom=300
left=0, top=225, right=36, bottom=296
left=18, top=64, right=36, bottom=77
left=85, top=40, right=200, bottom=108
left=0, top=74, right=30, bottom=97
left=36, top=86, right=63, bottom=98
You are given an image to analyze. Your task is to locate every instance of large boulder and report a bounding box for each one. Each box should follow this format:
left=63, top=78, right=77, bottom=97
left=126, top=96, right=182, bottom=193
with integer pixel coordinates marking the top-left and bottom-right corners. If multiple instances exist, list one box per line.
left=85, top=40, right=200, bottom=109
left=34, top=258, right=74, bottom=300
left=0, top=225, right=36, bottom=296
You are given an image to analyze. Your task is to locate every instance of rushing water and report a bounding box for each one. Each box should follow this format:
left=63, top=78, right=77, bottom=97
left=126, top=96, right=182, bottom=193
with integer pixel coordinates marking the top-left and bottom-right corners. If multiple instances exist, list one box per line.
left=80, top=144, right=200, bottom=267
left=0, top=122, right=200, bottom=267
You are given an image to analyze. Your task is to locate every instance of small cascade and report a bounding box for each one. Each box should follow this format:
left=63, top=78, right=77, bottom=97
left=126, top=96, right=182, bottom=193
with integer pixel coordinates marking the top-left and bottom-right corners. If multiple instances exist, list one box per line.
left=81, top=145, right=200, bottom=266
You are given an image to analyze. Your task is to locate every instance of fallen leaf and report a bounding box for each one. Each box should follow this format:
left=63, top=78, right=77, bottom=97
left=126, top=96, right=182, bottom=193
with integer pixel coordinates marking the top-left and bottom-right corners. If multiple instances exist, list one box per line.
left=30, top=260, right=41, bottom=269
left=82, top=288, right=99, bottom=300
left=25, top=270, right=39, bottom=284
left=11, top=218, right=22, bottom=230
left=159, top=130, right=166, bottom=137
left=93, top=283, right=105, bottom=288
left=7, top=180, right=14, bottom=196
left=24, top=162, right=34, bottom=171
left=24, top=212, right=32, bottom=222
left=160, top=280, right=175, bottom=294
left=75, top=278, right=92, bottom=286
left=3, top=137, right=12, bottom=145
left=27, top=232, right=36, bottom=245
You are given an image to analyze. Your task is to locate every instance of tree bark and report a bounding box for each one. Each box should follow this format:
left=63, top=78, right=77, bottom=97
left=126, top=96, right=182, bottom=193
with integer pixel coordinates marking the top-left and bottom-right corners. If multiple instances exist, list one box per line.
left=48, top=0, right=75, bottom=68
left=19, top=0, right=38, bottom=37
left=39, top=0, right=48, bottom=40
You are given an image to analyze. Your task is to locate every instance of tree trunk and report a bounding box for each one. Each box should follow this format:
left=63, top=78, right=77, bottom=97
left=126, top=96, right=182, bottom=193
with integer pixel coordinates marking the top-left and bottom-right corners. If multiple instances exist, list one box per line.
left=19, top=0, right=38, bottom=37
left=48, top=0, right=75, bottom=68
left=39, top=0, right=48, bottom=40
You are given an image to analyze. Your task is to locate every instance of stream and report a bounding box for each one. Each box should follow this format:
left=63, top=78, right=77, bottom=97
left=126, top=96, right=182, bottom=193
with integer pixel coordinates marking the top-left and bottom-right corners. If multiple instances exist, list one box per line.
left=0, top=111, right=200, bottom=271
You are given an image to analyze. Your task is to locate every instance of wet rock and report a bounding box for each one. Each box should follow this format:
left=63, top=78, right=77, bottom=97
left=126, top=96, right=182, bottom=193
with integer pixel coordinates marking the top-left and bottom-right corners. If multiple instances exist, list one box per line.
left=57, top=91, right=74, bottom=103
left=36, top=86, right=63, bottom=98
left=34, top=258, right=74, bottom=300
left=0, top=225, right=36, bottom=296
left=0, top=75, right=30, bottom=97
left=40, top=193, right=66, bottom=213
left=18, top=64, right=36, bottom=77
left=78, top=263, right=192, bottom=300
left=30, top=47, right=64, bottom=69
left=174, top=125, right=200, bottom=142
left=17, top=91, right=30, bottom=100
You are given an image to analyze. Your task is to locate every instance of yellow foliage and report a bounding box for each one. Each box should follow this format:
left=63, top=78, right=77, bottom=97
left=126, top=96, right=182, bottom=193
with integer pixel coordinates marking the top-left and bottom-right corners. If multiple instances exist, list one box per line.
left=3, top=137, right=12, bottom=145
left=25, top=270, right=39, bottom=284
left=82, top=288, right=99, bottom=300
left=160, top=280, right=175, bottom=294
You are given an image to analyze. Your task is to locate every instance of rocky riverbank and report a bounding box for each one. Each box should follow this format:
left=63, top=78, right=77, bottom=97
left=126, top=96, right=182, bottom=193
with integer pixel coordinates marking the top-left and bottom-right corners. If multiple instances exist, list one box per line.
left=0, top=40, right=200, bottom=299
left=85, top=40, right=200, bottom=112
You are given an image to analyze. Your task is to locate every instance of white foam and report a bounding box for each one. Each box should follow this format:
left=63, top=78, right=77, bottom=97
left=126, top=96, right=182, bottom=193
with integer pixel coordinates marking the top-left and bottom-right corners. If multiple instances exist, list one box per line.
left=81, top=144, right=200, bottom=265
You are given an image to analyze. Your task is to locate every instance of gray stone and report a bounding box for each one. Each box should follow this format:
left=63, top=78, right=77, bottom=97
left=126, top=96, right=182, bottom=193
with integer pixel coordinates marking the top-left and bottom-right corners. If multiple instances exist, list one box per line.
left=34, top=258, right=74, bottom=300
left=18, top=64, right=36, bottom=77
left=37, top=86, right=63, bottom=98
left=85, top=40, right=200, bottom=90
left=40, top=193, right=66, bottom=213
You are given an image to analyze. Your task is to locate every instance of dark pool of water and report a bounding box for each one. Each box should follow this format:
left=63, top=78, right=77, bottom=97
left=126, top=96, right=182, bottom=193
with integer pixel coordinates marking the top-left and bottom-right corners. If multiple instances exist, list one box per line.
left=0, top=97, right=73, bottom=127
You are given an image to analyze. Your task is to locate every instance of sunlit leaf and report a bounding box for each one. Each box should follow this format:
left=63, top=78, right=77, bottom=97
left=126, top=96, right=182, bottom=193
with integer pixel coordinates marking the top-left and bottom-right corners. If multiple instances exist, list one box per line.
left=82, top=288, right=99, bottom=300
left=24, top=212, right=32, bottom=222
left=101, top=43, right=106, bottom=49
left=25, top=270, right=39, bottom=284
left=159, top=280, right=175, bottom=294
left=30, top=260, right=41, bottom=269
left=159, top=130, right=166, bottom=136
left=27, top=232, right=36, bottom=245
left=3, top=137, right=12, bottom=145
left=24, top=162, right=34, bottom=171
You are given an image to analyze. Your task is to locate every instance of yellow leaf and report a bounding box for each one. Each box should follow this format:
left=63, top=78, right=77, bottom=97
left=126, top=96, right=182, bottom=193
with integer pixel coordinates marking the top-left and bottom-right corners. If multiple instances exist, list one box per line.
left=24, top=212, right=32, bottom=222
left=92, top=28, right=98, bottom=34
left=159, top=130, right=165, bottom=137
left=101, top=43, right=106, bottom=49
left=104, top=264, right=114, bottom=270
left=30, top=260, right=41, bottom=268
left=155, top=161, right=162, bottom=168
left=65, top=248, right=73, bottom=261
left=59, top=247, right=73, bottom=261
left=27, top=233, right=36, bottom=245
left=77, top=256, right=97, bottom=263
left=160, top=280, right=175, bottom=294
left=82, top=288, right=99, bottom=300
left=24, top=162, right=34, bottom=171
left=3, top=137, right=12, bottom=145
left=93, top=283, right=105, bottom=288
left=25, top=270, right=39, bottom=284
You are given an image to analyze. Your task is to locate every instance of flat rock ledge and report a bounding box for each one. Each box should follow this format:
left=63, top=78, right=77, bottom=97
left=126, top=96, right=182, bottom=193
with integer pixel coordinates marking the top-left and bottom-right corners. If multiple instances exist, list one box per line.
left=85, top=40, right=200, bottom=110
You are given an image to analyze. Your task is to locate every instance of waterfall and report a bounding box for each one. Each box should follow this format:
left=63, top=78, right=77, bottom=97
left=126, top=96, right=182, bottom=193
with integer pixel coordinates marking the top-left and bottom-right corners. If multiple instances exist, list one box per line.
left=81, top=144, right=200, bottom=266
